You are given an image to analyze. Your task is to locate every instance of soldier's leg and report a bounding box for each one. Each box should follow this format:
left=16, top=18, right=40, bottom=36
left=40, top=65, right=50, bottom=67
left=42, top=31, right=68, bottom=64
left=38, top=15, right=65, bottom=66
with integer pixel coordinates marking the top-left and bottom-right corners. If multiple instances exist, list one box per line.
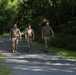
left=30, top=38, right=32, bottom=48
left=28, top=39, right=30, bottom=49
left=11, top=38, right=16, bottom=53
left=15, top=39, right=19, bottom=52
left=29, top=38, right=32, bottom=52
left=26, top=38, right=30, bottom=52
left=44, top=37, right=48, bottom=51
left=47, top=37, right=50, bottom=49
left=28, top=38, right=32, bottom=52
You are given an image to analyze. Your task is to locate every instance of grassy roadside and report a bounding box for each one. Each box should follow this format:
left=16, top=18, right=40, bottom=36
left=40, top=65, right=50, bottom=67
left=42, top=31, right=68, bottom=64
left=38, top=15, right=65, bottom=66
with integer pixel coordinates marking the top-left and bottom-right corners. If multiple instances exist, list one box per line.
left=0, top=64, right=11, bottom=75
left=0, top=56, right=11, bottom=75
left=0, top=34, right=11, bottom=75
left=33, top=41, right=76, bottom=60
left=0, top=33, right=9, bottom=37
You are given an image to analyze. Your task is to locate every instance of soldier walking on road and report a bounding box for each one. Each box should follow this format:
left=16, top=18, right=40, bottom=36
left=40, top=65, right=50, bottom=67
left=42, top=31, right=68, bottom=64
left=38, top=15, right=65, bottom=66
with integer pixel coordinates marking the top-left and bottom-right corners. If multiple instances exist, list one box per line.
left=25, top=24, right=35, bottom=52
left=41, top=22, right=54, bottom=52
left=9, top=24, right=22, bottom=53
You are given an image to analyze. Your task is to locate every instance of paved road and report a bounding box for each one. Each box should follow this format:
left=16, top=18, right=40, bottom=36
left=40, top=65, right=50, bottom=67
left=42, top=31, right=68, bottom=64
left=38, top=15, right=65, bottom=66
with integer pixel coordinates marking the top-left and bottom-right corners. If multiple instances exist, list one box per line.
left=0, top=37, right=76, bottom=75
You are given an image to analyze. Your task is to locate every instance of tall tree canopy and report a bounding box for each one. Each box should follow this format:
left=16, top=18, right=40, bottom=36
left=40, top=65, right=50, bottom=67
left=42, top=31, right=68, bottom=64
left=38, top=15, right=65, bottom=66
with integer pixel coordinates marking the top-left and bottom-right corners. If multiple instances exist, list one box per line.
left=0, top=0, right=76, bottom=50
left=0, top=0, right=76, bottom=34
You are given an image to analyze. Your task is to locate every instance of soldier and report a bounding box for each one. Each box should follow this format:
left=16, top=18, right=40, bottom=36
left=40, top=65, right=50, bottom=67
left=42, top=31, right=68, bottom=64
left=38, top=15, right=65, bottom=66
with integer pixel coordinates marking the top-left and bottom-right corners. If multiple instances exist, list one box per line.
left=9, top=24, right=22, bottom=53
left=25, top=24, right=35, bottom=52
left=41, top=22, right=54, bottom=52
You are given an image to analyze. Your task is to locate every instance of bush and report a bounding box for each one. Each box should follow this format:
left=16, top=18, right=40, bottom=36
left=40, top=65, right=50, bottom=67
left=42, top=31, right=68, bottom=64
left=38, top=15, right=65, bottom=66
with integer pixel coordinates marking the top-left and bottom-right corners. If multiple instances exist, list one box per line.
left=35, top=33, right=43, bottom=43
left=51, top=34, right=76, bottom=50
left=65, top=34, right=76, bottom=50
left=35, top=33, right=76, bottom=50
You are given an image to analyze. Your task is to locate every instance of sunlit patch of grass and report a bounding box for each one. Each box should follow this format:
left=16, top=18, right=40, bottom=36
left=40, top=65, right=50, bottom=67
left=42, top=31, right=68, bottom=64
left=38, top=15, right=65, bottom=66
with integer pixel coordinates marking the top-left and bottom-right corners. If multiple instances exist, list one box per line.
left=0, top=64, right=11, bottom=75
left=0, top=33, right=9, bottom=37
left=33, top=41, right=76, bottom=60
left=0, top=55, right=11, bottom=75
left=0, top=33, right=11, bottom=75
left=33, top=41, right=44, bottom=49
left=0, top=54, right=1, bottom=57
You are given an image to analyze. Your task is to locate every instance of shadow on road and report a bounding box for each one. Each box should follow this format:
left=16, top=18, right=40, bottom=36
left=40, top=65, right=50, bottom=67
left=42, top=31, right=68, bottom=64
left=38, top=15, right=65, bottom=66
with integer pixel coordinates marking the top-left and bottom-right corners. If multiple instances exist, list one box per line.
left=0, top=37, right=76, bottom=75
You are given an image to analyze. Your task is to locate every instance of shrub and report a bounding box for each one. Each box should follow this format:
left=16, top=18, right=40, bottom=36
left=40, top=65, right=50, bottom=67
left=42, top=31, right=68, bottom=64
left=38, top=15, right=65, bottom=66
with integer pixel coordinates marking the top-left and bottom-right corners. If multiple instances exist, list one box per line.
left=51, top=34, right=76, bottom=50
left=35, top=33, right=76, bottom=50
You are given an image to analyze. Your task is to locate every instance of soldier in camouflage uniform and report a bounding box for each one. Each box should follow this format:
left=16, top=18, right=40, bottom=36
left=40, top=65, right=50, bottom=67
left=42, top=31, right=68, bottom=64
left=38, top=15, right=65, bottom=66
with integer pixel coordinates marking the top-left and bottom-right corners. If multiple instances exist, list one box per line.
left=25, top=24, right=35, bottom=52
left=9, top=24, right=21, bottom=53
left=42, top=22, right=54, bottom=52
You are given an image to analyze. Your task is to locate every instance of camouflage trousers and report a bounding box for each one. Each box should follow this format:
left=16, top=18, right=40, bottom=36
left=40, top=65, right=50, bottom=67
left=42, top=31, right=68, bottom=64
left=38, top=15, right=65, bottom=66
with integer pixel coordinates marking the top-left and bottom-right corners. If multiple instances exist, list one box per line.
left=44, top=37, right=50, bottom=49
left=11, top=37, right=19, bottom=50
left=26, top=37, right=32, bottom=49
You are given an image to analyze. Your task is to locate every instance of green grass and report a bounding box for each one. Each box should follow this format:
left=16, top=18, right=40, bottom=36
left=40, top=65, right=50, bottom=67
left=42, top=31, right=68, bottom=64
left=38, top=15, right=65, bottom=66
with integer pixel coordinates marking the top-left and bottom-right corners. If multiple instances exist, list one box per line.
left=33, top=41, right=76, bottom=60
left=0, top=53, right=1, bottom=56
left=0, top=64, right=11, bottom=75
left=0, top=56, right=11, bottom=75
left=0, top=33, right=9, bottom=37
left=0, top=33, right=11, bottom=75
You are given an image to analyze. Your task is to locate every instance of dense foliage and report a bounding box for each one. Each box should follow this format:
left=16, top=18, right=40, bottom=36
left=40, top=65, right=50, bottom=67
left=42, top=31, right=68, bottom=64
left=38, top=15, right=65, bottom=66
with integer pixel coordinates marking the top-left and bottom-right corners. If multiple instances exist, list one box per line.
left=0, top=0, right=76, bottom=50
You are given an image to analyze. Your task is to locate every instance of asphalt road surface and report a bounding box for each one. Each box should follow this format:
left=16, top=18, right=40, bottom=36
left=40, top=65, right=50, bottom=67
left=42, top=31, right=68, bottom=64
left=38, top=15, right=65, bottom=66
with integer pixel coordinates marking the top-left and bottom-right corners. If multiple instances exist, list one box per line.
left=0, top=37, right=76, bottom=75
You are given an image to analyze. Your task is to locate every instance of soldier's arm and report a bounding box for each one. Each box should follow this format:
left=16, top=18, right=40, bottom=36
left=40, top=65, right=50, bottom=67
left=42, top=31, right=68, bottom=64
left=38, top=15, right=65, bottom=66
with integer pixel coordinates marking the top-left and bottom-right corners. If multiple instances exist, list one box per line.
left=24, top=31, right=28, bottom=41
left=50, top=27, right=54, bottom=38
left=20, top=32, right=24, bottom=35
left=41, top=27, right=44, bottom=39
left=25, top=34, right=27, bottom=40
left=19, top=29, right=22, bottom=39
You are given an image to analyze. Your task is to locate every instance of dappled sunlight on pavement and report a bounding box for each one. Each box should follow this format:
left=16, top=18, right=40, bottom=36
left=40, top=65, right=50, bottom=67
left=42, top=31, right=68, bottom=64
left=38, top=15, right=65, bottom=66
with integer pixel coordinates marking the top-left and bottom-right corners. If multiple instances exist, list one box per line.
left=0, top=37, right=76, bottom=75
